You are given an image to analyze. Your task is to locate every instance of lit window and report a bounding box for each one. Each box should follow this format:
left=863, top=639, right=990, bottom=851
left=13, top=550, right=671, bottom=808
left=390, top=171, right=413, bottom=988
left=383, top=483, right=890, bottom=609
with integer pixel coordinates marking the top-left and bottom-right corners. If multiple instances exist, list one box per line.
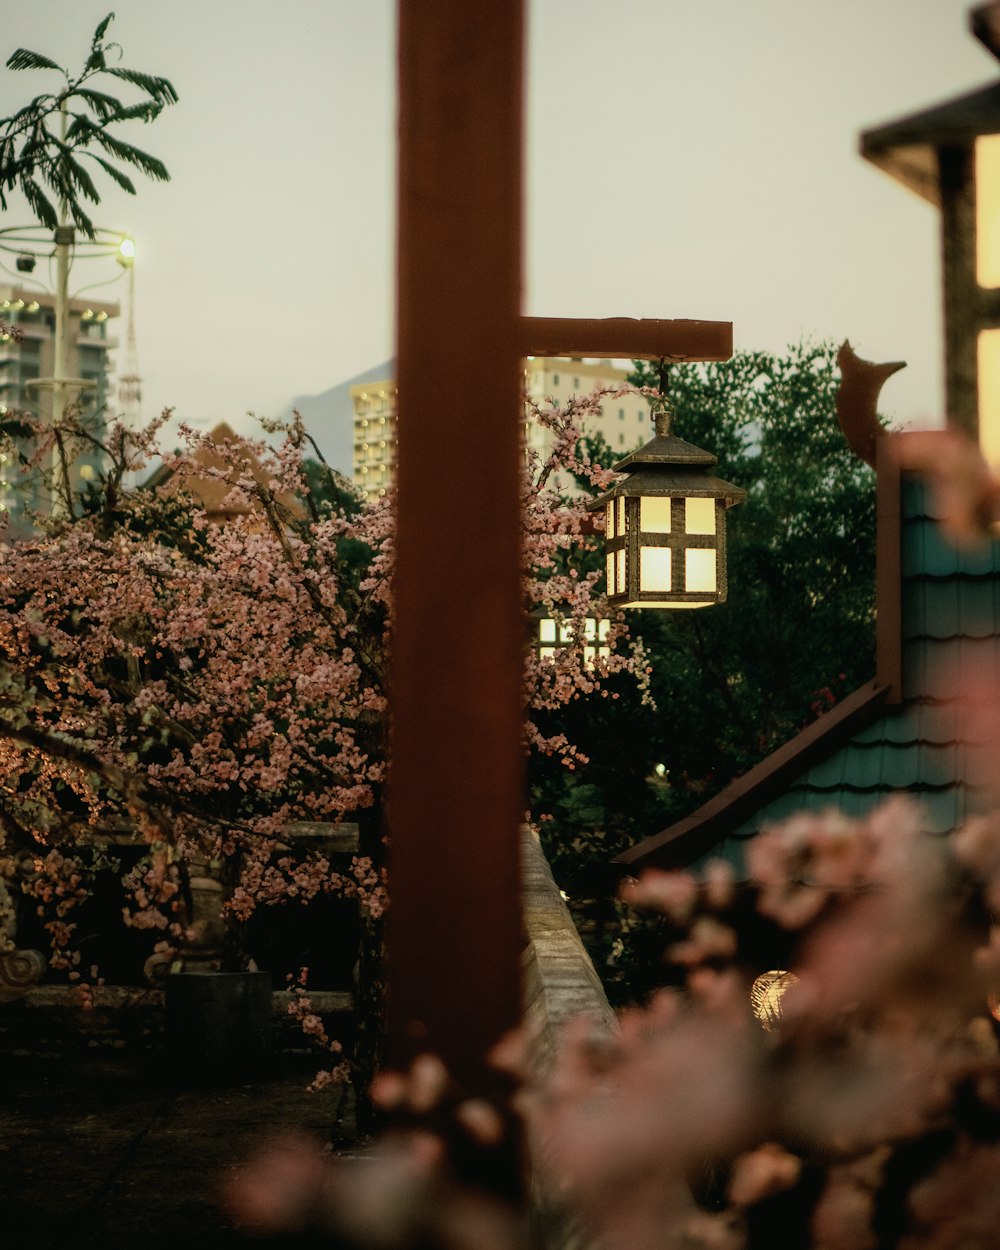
left=685, top=548, right=717, bottom=593
left=685, top=497, right=716, bottom=534
left=977, top=134, right=1000, bottom=289
left=640, top=547, right=671, bottom=592
left=640, top=497, right=671, bottom=533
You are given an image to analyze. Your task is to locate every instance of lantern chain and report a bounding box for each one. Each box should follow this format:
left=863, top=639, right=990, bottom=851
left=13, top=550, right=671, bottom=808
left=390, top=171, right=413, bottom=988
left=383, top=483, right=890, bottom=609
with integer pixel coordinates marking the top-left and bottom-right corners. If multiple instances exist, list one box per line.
left=651, top=357, right=674, bottom=438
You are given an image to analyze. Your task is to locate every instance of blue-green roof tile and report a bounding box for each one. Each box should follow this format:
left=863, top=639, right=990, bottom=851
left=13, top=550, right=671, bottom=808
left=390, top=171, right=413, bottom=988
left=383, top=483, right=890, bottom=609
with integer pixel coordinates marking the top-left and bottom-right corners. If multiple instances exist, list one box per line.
left=902, top=577, right=1000, bottom=640
left=903, top=636, right=1000, bottom=700
left=901, top=511, right=1000, bottom=578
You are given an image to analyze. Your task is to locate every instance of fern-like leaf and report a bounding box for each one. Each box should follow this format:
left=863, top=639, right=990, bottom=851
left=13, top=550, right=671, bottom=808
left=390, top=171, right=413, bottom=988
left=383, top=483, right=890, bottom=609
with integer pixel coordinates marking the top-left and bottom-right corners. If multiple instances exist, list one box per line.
left=58, top=149, right=101, bottom=204
left=108, top=101, right=163, bottom=124
left=20, top=176, right=57, bottom=231
left=91, top=129, right=170, bottom=182
left=92, top=13, right=116, bottom=45
left=73, top=88, right=126, bottom=124
left=86, top=153, right=136, bottom=195
left=6, top=49, right=63, bottom=73
left=67, top=197, right=97, bottom=239
left=104, top=67, right=178, bottom=107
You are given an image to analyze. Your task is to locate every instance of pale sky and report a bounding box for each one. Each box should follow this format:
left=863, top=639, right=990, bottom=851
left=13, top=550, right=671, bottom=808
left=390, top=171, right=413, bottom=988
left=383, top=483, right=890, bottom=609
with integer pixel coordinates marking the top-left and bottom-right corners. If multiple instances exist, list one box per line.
left=0, top=1, right=993, bottom=462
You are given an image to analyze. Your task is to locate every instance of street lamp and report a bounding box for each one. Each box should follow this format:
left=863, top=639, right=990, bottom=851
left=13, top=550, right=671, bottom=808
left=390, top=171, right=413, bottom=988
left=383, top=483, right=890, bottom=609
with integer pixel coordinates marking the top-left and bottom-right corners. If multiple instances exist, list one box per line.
left=588, top=393, right=745, bottom=609
left=861, top=0, right=1000, bottom=463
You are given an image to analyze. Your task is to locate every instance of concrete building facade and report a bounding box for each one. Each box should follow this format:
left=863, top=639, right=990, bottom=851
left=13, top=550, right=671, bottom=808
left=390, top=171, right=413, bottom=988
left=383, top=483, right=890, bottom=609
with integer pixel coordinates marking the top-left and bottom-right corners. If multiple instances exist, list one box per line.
left=0, top=285, right=119, bottom=527
left=349, top=358, right=650, bottom=502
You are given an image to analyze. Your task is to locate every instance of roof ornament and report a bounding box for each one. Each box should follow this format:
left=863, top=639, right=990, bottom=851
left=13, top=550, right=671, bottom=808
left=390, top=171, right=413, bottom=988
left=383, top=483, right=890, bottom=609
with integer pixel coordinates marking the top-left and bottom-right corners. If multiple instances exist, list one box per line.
left=835, top=340, right=907, bottom=468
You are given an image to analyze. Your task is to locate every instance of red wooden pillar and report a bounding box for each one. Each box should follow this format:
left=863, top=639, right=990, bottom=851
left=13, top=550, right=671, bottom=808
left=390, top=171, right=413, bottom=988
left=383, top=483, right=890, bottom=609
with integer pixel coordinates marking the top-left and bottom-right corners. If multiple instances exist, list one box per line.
left=388, top=2, right=526, bottom=1092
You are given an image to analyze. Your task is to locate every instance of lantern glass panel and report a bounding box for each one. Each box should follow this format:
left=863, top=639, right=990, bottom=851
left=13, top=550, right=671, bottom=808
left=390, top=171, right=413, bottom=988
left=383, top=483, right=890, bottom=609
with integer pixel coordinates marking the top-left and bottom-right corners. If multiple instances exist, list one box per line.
left=685, top=548, right=717, bottom=594
left=540, top=647, right=556, bottom=662
left=976, top=134, right=1000, bottom=290
left=685, top=496, right=716, bottom=535
left=606, top=552, right=614, bottom=593
left=616, top=496, right=626, bottom=536
left=615, top=549, right=626, bottom=594
left=640, top=495, right=672, bottom=533
left=606, top=501, right=614, bottom=536
left=640, top=545, right=671, bottom=592
left=979, top=329, right=1000, bottom=471
left=559, top=621, right=572, bottom=643
left=539, top=618, right=557, bottom=643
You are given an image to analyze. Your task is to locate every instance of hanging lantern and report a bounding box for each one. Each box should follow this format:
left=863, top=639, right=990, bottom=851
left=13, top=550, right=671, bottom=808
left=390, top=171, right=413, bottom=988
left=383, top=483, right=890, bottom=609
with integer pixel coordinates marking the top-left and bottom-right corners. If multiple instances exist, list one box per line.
left=589, top=394, right=744, bottom=609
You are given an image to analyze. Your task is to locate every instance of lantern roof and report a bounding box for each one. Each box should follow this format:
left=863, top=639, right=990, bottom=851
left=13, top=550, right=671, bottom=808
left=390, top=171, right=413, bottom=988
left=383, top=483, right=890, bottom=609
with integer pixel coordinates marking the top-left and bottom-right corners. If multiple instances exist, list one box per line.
left=613, top=427, right=718, bottom=471
left=587, top=403, right=747, bottom=510
left=591, top=464, right=746, bottom=505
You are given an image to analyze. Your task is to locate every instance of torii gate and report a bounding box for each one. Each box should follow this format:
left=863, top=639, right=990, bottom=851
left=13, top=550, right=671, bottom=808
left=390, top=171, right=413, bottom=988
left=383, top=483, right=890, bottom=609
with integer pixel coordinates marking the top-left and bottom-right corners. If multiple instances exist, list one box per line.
left=388, top=1, right=732, bottom=1094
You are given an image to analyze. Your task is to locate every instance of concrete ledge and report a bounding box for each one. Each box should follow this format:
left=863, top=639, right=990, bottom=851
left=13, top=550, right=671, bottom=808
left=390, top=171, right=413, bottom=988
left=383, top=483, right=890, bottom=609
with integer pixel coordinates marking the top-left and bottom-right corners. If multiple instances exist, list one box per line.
left=521, top=827, right=616, bottom=1072
left=521, top=828, right=615, bottom=1250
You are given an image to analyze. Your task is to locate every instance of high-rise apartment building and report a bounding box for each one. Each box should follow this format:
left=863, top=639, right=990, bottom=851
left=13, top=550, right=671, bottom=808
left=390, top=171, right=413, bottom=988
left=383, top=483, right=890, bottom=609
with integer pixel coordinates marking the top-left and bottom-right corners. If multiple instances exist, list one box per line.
left=523, top=357, right=651, bottom=494
left=349, top=358, right=650, bottom=502
left=0, top=285, right=118, bottom=528
left=351, top=378, right=398, bottom=503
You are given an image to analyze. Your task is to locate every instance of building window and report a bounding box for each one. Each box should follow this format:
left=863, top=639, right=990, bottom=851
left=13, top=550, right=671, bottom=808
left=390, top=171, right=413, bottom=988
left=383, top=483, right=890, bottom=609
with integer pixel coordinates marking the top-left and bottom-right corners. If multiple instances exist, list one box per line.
left=552, top=374, right=559, bottom=386
left=619, top=409, right=625, bottom=420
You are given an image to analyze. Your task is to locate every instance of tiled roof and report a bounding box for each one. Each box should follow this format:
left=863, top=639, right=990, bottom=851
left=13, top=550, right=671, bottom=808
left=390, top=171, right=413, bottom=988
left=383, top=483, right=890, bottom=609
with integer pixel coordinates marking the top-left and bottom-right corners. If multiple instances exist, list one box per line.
left=617, top=474, right=1000, bottom=873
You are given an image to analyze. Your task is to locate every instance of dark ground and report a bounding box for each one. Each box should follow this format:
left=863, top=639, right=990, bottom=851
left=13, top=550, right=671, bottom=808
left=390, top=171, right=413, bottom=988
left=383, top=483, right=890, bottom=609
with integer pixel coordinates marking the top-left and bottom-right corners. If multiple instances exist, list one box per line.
left=0, top=1049, right=358, bottom=1249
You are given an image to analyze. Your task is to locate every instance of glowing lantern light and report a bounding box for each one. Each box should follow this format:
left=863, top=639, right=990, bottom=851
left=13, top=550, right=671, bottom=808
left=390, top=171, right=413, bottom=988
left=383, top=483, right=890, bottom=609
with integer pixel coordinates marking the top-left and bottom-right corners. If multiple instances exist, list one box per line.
left=589, top=394, right=744, bottom=609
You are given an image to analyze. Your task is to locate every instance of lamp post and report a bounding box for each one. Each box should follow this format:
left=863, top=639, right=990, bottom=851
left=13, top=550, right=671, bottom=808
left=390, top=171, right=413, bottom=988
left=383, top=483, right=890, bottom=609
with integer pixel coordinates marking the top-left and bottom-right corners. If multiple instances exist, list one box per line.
left=861, top=0, right=1000, bottom=462
left=589, top=392, right=745, bottom=609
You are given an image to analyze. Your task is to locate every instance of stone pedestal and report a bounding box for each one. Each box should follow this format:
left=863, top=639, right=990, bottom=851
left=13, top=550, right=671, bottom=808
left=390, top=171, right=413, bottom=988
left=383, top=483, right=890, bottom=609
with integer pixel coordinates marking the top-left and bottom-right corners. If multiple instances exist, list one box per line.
left=165, top=969, right=273, bottom=1084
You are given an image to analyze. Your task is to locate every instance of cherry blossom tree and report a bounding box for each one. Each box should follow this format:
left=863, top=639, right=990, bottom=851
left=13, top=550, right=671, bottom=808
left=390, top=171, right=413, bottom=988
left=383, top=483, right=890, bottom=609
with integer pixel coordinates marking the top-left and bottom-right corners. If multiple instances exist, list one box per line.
left=225, top=795, right=1000, bottom=1250
left=218, top=432, right=1000, bottom=1249
left=0, top=388, right=645, bottom=1000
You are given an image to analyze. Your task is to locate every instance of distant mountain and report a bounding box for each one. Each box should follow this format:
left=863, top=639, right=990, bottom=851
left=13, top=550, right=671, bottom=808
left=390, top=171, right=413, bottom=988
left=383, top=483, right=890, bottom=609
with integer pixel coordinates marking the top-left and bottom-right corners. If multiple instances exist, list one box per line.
left=281, top=358, right=395, bottom=474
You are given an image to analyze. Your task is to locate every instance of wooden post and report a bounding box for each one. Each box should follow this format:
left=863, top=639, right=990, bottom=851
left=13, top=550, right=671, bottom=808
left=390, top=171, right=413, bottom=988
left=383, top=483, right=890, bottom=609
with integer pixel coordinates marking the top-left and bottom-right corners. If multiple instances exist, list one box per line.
left=389, top=1, right=526, bottom=1094
left=389, top=1, right=734, bottom=1099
